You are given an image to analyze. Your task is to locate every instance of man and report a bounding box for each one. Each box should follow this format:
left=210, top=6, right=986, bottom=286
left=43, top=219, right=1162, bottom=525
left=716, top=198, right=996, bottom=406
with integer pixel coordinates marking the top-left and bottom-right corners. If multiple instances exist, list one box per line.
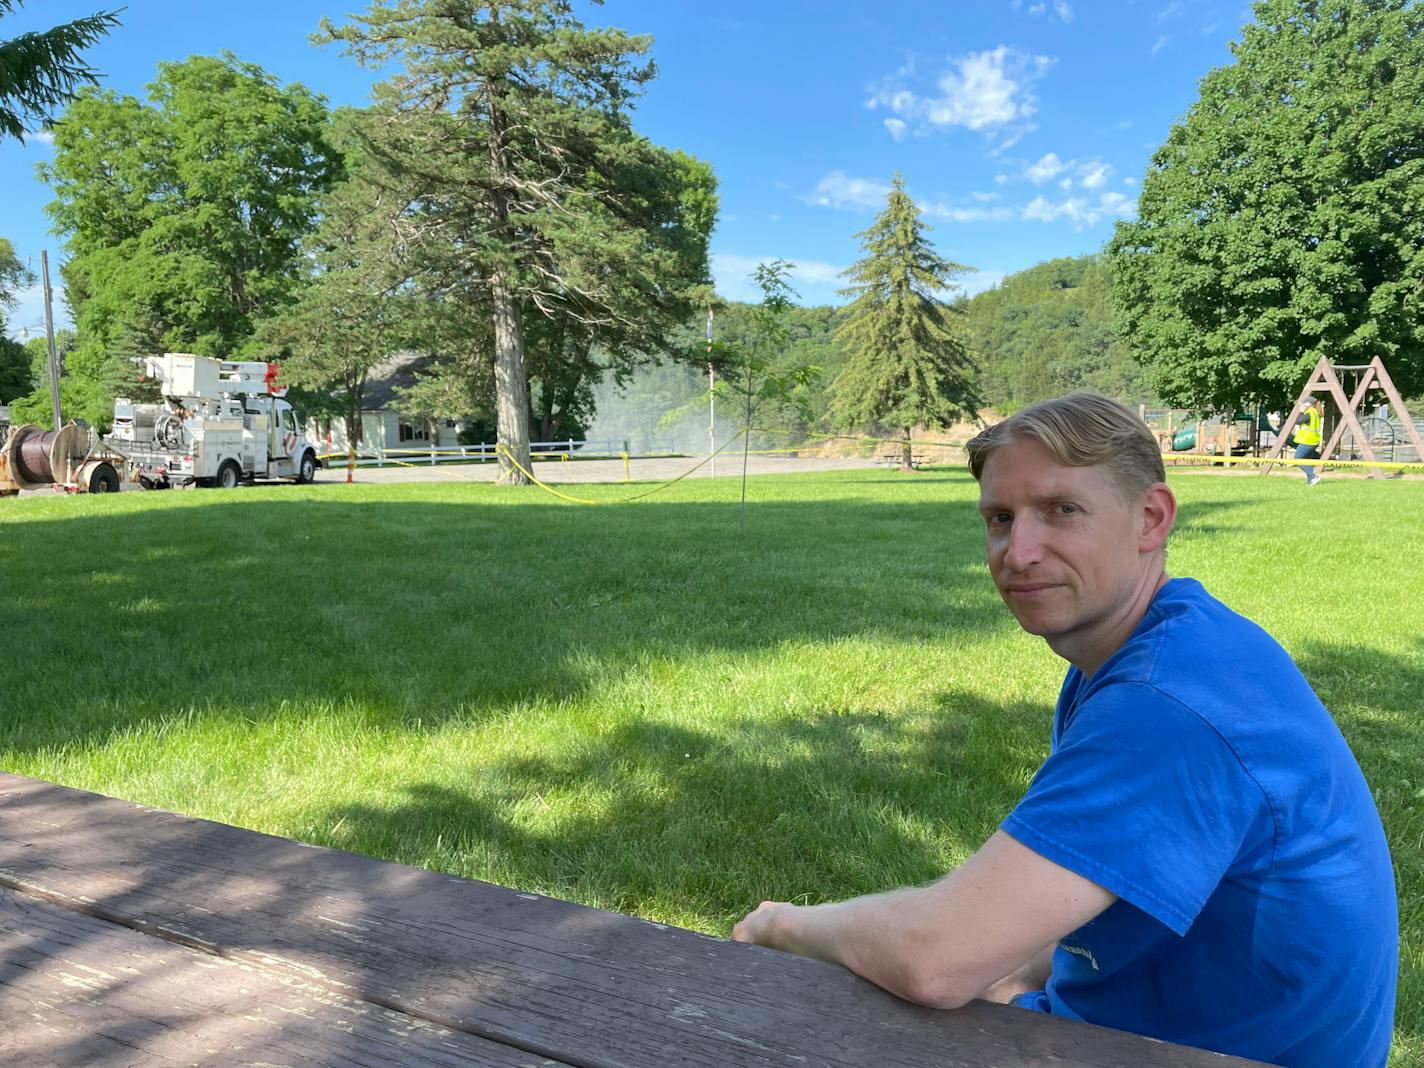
left=733, top=393, right=1396, bottom=1068
left=1292, top=396, right=1324, bottom=485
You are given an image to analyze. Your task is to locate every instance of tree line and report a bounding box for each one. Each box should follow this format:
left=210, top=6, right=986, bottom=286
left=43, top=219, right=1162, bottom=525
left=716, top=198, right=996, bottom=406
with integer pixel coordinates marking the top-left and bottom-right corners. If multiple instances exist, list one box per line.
left=5, top=0, right=1424, bottom=466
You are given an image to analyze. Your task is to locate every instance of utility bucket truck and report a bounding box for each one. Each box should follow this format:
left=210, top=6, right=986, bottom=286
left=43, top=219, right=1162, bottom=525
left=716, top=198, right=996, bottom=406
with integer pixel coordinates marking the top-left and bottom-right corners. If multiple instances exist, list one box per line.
left=110, top=354, right=319, bottom=489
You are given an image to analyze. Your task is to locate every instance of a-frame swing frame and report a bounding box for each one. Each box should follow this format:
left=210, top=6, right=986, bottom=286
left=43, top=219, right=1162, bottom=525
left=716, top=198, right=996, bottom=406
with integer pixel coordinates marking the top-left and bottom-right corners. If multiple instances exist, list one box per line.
left=1261, top=356, right=1424, bottom=477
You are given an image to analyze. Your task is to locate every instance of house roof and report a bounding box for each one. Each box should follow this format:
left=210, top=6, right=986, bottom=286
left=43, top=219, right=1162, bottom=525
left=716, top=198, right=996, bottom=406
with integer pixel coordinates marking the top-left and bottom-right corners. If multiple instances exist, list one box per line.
left=362, top=350, right=434, bottom=410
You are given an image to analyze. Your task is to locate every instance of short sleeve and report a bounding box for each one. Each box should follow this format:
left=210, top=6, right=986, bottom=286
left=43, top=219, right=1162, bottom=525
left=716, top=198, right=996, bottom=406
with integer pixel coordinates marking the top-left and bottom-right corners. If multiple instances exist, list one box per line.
left=1001, top=681, right=1268, bottom=935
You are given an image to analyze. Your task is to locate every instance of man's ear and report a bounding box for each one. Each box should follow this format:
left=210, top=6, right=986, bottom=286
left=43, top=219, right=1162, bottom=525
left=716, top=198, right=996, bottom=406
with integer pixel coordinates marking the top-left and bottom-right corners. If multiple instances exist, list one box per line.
left=1139, top=482, right=1177, bottom=554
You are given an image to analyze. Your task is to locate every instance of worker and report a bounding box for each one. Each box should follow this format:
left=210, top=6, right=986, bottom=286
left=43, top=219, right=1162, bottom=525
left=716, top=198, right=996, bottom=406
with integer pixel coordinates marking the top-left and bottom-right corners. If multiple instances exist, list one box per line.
left=733, top=392, right=1395, bottom=1068
left=1292, top=396, right=1324, bottom=485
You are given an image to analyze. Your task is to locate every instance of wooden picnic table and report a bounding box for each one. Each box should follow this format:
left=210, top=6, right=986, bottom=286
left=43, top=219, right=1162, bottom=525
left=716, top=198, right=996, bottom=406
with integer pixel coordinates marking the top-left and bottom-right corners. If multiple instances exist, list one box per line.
left=0, top=772, right=1268, bottom=1067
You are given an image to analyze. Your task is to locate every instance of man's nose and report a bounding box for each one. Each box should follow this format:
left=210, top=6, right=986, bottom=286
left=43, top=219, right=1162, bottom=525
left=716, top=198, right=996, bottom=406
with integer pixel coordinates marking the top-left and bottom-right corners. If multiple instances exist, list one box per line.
left=1002, top=516, right=1044, bottom=571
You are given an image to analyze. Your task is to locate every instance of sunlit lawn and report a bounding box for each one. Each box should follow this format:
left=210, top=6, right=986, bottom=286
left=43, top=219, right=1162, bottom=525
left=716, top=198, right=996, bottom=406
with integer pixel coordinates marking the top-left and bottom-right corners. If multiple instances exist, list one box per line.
left=2, top=466, right=1420, bottom=1062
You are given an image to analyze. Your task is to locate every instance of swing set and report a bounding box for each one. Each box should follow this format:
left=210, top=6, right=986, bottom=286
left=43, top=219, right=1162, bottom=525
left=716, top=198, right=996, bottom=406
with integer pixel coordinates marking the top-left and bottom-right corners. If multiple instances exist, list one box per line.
left=1260, top=356, right=1424, bottom=477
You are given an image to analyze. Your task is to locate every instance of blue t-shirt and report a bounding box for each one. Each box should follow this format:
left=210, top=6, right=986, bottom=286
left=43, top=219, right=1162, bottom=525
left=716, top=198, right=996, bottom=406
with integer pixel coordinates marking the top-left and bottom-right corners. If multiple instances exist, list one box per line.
left=1001, top=578, right=1396, bottom=1068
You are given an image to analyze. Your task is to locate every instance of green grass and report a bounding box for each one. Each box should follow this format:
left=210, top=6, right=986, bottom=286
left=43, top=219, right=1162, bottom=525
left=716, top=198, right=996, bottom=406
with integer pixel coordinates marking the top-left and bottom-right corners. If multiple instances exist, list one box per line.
left=2, top=468, right=1420, bottom=1063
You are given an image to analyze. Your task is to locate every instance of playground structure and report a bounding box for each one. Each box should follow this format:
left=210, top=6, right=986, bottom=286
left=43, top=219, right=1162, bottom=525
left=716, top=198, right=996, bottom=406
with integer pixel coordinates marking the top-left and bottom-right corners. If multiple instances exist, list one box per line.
left=1142, top=356, right=1423, bottom=474
left=1261, top=356, right=1424, bottom=477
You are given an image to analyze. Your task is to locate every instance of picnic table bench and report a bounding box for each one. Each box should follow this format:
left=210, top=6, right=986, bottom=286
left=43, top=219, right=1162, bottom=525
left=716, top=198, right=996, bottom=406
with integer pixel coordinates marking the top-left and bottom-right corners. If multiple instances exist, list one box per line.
left=0, top=772, right=1268, bottom=1067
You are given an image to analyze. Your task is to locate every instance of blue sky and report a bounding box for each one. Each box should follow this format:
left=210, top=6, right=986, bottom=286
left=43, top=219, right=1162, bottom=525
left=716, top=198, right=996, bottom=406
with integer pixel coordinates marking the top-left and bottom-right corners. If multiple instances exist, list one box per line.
left=1, top=0, right=1251, bottom=340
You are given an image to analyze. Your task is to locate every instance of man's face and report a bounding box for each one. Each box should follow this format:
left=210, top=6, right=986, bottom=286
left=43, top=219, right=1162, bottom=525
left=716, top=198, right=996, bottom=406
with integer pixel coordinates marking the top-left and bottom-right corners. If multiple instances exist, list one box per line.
left=977, top=436, right=1147, bottom=644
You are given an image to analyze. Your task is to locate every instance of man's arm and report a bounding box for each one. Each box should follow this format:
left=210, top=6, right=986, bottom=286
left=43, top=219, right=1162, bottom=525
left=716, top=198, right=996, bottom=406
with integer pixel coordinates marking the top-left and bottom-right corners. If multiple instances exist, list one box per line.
left=731, top=830, right=1114, bottom=1010
left=981, top=942, right=1056, bottom=1004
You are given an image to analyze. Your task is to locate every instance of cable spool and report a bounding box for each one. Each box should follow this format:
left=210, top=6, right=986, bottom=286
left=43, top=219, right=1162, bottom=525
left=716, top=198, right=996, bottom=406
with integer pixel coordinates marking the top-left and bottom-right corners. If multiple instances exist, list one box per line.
left=1, top=423, right=90, bottom=489
left=12, top=427, right=56, bottom=484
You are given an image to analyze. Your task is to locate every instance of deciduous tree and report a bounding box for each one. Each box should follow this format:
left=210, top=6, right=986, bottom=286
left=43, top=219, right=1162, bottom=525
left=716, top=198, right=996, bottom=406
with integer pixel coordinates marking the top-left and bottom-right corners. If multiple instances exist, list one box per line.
left=35, top=51, right=340, bottom=424
left=1109, top=0, right=1424, bottom=410
left=831, top=174, right=980, bottom=470
left=259, top=109, right=424, bottom=481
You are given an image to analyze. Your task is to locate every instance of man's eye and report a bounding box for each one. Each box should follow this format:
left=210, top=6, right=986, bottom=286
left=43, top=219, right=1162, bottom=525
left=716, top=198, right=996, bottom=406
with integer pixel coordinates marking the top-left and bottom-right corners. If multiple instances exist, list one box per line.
left=986, top=512, right=1011, bottom=525
left=1054, top=503, right=1078, bottom=515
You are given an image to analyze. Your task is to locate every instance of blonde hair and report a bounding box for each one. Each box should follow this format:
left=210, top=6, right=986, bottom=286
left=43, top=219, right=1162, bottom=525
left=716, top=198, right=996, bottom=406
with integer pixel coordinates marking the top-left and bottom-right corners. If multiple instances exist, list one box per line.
left=967, top=392, right=1166, bottom=500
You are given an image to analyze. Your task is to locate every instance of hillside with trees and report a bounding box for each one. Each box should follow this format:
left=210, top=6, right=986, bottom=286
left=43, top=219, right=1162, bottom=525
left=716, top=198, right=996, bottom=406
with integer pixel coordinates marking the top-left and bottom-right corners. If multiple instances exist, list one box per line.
left=963, top=254, right=1147, bottom=414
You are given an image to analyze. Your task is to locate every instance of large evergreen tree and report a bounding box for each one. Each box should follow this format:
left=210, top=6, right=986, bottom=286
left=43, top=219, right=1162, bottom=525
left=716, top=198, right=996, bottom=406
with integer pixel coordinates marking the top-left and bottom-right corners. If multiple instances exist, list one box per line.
left=1109, top=0, right=1424, bottom=410
left=0, top=0, right=120, bottom=140
left=317, top=0, right=716, bottom=485
left=831, top=174, right=980, bottom=470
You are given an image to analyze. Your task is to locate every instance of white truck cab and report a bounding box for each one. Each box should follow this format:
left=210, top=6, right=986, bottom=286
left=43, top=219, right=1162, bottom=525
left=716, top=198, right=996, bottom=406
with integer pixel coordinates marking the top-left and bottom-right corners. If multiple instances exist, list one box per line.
left=111, top=354, right=319, bottom=489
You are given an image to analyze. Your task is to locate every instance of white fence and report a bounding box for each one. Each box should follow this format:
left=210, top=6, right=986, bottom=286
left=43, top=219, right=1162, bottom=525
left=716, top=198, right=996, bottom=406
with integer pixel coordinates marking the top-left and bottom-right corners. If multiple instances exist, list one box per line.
left=314, top=437, right=677, bottom=468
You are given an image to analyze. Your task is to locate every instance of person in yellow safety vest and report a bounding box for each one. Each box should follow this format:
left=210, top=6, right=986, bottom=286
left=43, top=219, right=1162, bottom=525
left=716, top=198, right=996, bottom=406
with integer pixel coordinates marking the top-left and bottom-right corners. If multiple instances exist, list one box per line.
left=1292, top=396, right=1324, bottom=486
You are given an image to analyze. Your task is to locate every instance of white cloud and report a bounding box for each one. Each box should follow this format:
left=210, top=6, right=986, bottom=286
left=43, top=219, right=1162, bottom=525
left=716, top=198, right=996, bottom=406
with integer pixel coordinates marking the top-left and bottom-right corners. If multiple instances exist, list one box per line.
left=1124, top=176, right=1139, bottom=187
left=5, top=284, right=73, bottom=341
left=994, top=173, right=1009, bottom=184
left=1151, top=34, right=1171, bottom=55
left=1026, top=151, right=1069, bottom=183
left=801, top=171, right=894, bottom=211
left=1156, top=0, right=1185, bottom=20
left=920, top=202, right=1016, bottom=223
left=1020, top=190, right=1138, bottom=229
left=712, top=254, right=844, bottom=286
left=1020, top=0, right=1073, bottom=21
left=20, top=129, right=55, bottom=147
left=802, top=172, right=1023, bottom=225
left=1079, top=161, right=1113, bottom=189
left=1024, top=154, right=1116, bottom=189
left=769, top=213, right=782, bottom=222
left=866, top=47, right=1054, bottom=138
left=711, top=253, right=847, bottom=304
left=884, top=117, right=908, bottom=140
left=958, top=270, right=1008, bottom=299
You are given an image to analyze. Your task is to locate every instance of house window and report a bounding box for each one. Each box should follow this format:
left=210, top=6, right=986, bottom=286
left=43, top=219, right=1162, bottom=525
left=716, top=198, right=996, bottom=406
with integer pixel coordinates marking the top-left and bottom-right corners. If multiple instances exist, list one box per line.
left=398, top=421, right=429, bottom=442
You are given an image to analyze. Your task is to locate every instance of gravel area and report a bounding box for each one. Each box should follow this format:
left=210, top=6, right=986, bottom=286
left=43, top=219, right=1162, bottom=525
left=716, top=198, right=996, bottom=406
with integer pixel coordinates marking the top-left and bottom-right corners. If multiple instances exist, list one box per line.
left=312, top=454, right=883, bottom=485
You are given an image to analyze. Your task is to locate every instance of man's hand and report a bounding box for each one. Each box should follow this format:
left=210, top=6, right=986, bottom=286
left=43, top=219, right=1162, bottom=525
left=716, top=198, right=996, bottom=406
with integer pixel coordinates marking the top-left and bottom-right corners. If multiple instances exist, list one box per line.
left=726, top=831, right=1114, bottom=1010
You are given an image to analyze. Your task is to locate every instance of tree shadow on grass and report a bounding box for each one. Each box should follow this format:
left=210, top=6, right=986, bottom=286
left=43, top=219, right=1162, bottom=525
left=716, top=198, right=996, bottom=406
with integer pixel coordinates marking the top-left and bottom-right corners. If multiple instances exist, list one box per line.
left=1294, top=638, right=1423, bottom=1063
left=308, top=688, right=1050, bottom=931
left=0, top=484, right=1035, bottom=757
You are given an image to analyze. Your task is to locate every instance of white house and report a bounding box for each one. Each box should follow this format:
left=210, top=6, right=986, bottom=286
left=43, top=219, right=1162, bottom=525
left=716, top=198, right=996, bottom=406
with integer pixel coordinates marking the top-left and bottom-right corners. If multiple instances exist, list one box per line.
left=303, top=351, right=477, bottom=457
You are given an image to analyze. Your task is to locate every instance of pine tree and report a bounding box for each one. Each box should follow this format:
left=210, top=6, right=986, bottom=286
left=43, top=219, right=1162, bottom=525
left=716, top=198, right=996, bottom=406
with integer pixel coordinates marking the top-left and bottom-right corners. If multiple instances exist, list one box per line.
left=317, top=1, right=715, bottom=486
left=0, top=1, right=120, bottom=140
left=831, top=174, right=981, bottom=470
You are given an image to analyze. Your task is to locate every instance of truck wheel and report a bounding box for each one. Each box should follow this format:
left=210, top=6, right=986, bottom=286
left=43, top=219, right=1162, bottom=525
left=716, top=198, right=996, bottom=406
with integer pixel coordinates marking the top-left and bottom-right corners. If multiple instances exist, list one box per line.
left=297, top=450, right=317, bottom=484
left=216, top=460, right=242, bottom=490
left=88, top=463, right=120, bottom=494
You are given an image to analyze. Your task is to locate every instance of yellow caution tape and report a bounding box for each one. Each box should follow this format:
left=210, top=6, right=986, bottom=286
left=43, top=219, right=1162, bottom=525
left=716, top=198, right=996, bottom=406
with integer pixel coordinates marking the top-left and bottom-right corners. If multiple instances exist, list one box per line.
left=492, top=429, right=751, bottom=505
left=1163, top=452, right=1424, bottom=473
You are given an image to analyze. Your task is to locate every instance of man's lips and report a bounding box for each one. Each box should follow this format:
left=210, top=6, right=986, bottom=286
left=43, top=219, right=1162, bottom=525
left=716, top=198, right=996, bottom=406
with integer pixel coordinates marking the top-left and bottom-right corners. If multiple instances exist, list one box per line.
left=1004, top=582, right=1061, bottom=595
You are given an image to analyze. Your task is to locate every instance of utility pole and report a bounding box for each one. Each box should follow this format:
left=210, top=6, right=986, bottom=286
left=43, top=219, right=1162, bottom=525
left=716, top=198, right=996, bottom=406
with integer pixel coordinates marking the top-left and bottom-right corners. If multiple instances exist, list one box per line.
left=41, top=251, right=61, bottom=430
left=706, top=307, right=715, bottom=478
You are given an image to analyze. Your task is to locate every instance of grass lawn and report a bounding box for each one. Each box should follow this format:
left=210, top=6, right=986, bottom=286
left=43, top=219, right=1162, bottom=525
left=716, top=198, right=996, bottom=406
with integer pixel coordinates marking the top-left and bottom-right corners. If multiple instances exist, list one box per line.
left=2, top=467, right=1420, bottom=1063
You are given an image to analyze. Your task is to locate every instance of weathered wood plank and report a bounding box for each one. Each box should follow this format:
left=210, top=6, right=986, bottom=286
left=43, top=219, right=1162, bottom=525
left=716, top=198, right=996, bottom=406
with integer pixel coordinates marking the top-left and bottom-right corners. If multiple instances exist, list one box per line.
left=0, top=774, right=1268, bottom=1067
left=0, top=887, right=570, bottom=1068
